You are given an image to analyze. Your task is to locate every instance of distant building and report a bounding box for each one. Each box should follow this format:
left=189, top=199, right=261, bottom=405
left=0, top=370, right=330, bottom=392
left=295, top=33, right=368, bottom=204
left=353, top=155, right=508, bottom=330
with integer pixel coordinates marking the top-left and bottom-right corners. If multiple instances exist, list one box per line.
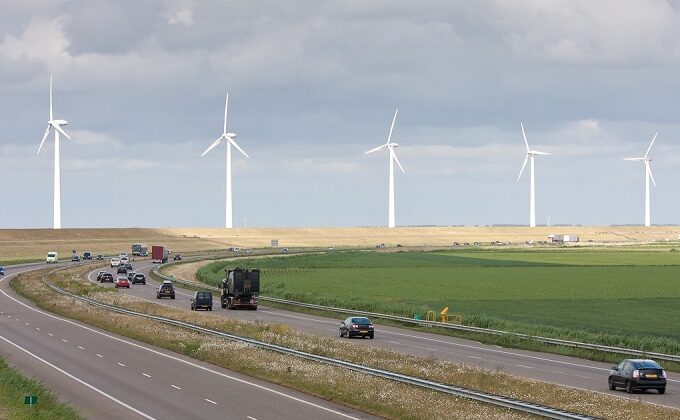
left=548, top=234, right=579, bottom=243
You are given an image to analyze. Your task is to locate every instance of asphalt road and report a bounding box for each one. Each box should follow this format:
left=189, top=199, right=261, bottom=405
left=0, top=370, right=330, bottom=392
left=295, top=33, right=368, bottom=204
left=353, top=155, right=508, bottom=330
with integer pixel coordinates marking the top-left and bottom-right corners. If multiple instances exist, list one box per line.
left=0, top=263, right=377, bottom=420
left=95, top=260, right=680, bottom=410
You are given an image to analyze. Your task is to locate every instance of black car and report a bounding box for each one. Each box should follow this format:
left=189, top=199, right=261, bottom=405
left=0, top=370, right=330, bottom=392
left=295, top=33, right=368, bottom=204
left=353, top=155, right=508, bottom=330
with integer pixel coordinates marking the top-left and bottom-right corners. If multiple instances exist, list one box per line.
left=96, top=254, right=104, bottom=260
left=0, top=266, right=4, bottom=276
left=100, top=273, right=114, bottom=283
left=71, top=255, right=81, bottom=262
left=156, top=281, right=175, bottom=299
left=131, top=273, right=146, bottom=285
left=339, top=316, right=374, bottom=339
left=173, top=254, right=182, bottom=260
left=126, top=271, right=137, bottom=281
left=96, top=271, right=107, bottom=281
left=609, top=359, right=666, bottom=394
left=83, top=252, right=92, bottom=260
left=124, top=262, right=133, bottom=270
left=191, top=291, right=213, bottom=311
left=116, top=265, right=127, bottom=274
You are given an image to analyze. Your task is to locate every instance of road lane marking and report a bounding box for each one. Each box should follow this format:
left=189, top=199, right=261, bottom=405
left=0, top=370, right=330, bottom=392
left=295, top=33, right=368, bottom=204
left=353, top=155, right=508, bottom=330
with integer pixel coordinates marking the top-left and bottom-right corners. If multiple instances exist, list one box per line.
left=117, top=362, right=125, bottom=367
left=247, top=417, right=258, bottom=420
left=0, top=334, right=156, bottom=420
left=48, top=333, right=53, bottom=337
left=204, top=398, right=218, bottom=405
left=62, top=339, right=68, bottom=343
left=25, top=322, right=30, bottom=326
left=96, top=354, right=103, bottom=358
left=78, top=346, right=85, bottom=350
left=142, top=373, right=151, bottom=378
left=387, top=340, right=400, bottom=344
left=35, top=328, right=40, bottom=331
left=518, top=365, right=534, bottom=369
left=170, top=384, right=181, bottom=390
left=468, top=356, right=483, bottom=360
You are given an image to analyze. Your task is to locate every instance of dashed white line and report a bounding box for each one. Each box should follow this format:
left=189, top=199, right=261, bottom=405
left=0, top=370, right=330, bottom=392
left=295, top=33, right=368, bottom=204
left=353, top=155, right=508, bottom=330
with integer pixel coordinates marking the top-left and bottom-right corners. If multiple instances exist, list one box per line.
left=468, top=356, right=483, bottom=360
left=387, top=340, right=400, bottom=345
left=204, top=398, right=218, bottom=405
left=518, top=365, right=534, bottom=369
left=62, top=339, right=68, bottom=343
left=117, top=362, right=126, bottom=367
left=78, top=346, right=85, bottom=350
left=247, top=416, right=258, bottom=420
left=24, top=322, right=30, bottom=326
left=35, top=327, right=40, bottom=331
left=170, top=384, right=181, bottom=390
left=96, top=353, right=103, bottom=358
left=424, top=347, right=439, bottom=352
left=48, top=333, right=54, bottom=337
left=142, top=373, right=151, bottom=378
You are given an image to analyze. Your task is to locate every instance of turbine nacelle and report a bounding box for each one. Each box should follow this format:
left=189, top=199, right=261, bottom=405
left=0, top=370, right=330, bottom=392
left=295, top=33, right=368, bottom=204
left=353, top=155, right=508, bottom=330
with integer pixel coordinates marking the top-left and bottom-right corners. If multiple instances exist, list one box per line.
left=50, top=119, right=68, bottom=126
left=226, top=132, right=236, bottom=138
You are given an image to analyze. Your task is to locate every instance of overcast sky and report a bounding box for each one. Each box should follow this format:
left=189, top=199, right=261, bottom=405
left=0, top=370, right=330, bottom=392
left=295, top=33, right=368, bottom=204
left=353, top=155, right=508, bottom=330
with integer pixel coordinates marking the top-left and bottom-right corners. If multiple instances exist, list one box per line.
left=2, top=1, right=680, bottom=228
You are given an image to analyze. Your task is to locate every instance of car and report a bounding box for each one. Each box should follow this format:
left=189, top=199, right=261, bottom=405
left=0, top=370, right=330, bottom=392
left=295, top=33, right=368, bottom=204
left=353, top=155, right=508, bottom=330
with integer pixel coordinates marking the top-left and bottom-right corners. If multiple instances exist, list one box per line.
left=82, top=252, right=92, bottom=260
left=173, top=254, right=182, bottom=261
left=156, top=281, right=175, bottom=299
left=71, top=255, right=81, bottom=262
left=131, top=273, right=146, bottom=285
left=100, top=273, right=114, bottom=283
left=96, top=254, right=104, bottom=260
left=124, top=262, right=133, bottom=270
left=609, top=359, right=666, bottom=394
left=191, top=291, right=213, bottom=311
left=126, top=271, right=137, bottom=281
left=114, top=277, right=130, bottom=288
left=0, top=266, right=4, bottom=276
left=46, top=252, right=59, bottom=263
left=110, top=257, right=120, bottom=267
left=281, top=248, right=289, bottom=253
left=339, top=316, right=374, bottom=339
left=119, top=253, right=129, bottom=259
left=96, top=271, right=107, bottom=281
left=117, top=265, right=127, bottom=274
left=120, top=256, right=129, bottom=265
left=140, top=250, right=148, bottom=257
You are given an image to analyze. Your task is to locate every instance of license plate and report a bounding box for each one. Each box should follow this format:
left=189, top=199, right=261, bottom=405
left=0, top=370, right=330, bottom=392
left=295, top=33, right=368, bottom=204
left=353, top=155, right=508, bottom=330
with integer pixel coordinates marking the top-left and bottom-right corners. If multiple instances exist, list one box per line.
left=646, top=374, right=657, bottom=379
left=360, top=330, right=368, bottom=333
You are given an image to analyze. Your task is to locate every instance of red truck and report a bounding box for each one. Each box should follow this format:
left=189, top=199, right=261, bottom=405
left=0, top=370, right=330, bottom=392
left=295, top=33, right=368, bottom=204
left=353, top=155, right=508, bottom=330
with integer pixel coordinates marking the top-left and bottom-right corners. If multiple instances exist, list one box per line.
left=152, top=245, right=169, bottom=264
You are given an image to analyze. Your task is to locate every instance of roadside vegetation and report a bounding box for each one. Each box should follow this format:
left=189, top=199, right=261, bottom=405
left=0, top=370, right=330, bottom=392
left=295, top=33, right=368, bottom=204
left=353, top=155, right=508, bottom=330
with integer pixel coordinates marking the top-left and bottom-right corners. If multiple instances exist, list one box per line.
left=195, top=249, right=680, bottom=359
left=0, top=356, right=82, bottom=420
left=10, top=265, right=680, bottom=419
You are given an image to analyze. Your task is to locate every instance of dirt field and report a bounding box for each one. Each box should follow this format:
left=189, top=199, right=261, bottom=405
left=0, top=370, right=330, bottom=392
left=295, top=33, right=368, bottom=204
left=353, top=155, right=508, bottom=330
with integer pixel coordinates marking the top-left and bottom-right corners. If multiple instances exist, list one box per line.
left=0, top=226, right=679, bottom=260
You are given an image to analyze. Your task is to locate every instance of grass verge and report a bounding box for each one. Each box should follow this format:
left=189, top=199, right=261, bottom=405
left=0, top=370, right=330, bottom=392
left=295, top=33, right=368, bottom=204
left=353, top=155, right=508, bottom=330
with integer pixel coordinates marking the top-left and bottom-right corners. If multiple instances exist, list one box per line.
left=0, top=356, right=82, bottom=420
left=12, top=265, right=680, bottom=419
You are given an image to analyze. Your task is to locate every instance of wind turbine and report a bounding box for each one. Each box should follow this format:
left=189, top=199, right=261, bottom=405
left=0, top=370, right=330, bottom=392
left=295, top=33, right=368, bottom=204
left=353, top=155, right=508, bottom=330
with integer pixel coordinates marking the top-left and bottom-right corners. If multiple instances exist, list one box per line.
left=517, top=123, right=550, bottom=228
left=624, top=132, right=658, bottom=227
left=365, top=108, right=405, bottom=228
left=200, top=93, right=249, bottom=229
left=37, top=76, right=72, bottom=229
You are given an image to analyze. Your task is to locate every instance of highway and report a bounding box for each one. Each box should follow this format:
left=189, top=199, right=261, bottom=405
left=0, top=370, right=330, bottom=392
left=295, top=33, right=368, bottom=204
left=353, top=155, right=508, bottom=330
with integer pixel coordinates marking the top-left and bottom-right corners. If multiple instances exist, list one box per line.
left=93, top=259, right=680, bottom=410
left=0, top=263, right=377, bottom=420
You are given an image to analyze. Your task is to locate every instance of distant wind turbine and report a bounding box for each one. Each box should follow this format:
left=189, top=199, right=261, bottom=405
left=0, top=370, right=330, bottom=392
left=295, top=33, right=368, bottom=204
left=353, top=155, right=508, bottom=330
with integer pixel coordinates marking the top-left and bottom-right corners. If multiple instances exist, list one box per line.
left=517, top=123, right=550, bottom=228
left=365, top=108, right=405, bottom=228
left=624, top=132, right=658, bottom=227
left=37, top=76, right=72, bottom=229
left=200, top=93, right=249, bottom=229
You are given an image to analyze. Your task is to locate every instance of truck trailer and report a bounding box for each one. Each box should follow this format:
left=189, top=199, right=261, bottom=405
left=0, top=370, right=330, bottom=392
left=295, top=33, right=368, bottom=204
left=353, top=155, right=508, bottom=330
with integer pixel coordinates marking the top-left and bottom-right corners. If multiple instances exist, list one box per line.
left=151, top=245, right=169, bottom=263
left=220, top=268, right=260, bottom=310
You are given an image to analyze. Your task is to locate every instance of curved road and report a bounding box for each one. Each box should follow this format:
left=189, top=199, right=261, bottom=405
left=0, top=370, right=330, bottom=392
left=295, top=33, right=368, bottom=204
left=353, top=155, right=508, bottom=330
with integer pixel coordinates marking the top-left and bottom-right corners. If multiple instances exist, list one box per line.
left=0, top=262, right=376, bottom=420
left=97, top=260, right=679, bottom=410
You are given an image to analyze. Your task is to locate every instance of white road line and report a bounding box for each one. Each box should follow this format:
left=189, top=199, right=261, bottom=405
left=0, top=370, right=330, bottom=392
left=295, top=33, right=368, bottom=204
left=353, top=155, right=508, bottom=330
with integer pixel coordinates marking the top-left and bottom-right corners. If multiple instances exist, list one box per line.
left=25, top=322, right=30, bottom=326
left=204, top=398, right=218, bottom=405
left=78, top=346, right=85, bottom=350
left=62, top=339, right=68, bottom=343
left=0, top=334, right=155, bottom=420
left=424, top=347, right=439, bottom=352
left=387, top=340, right=400, bottom=345
left=468, top=356, right=483, bottom=360
left=96, top=354, right=103, bottom=358
left=0, top=285, right=364, bottom=419
left=170, top=384, right=181, bottom=390
left=247, top=416, right=258, bottom=420
left=35, top=327, right=40, bottom=331
left=48, top=333, right=54, bottom=337
left=142, top=373, right=151, bottom=378
left=117, top=362, right=125, bottom=367
left=518, top=365, right=534, bottom=369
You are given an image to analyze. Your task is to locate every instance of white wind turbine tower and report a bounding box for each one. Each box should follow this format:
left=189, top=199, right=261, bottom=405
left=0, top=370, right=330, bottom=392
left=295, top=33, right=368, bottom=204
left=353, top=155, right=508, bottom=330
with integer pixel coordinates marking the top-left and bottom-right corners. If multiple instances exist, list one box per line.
left=624, top=132, right=658, bottom=227
left=200, top=93, right=249, bottom=228
left=517, top=123, right=550, bottom=228
left=365, top=108, right=405, bottom=228
left=37, top=76, right=72, bottom=229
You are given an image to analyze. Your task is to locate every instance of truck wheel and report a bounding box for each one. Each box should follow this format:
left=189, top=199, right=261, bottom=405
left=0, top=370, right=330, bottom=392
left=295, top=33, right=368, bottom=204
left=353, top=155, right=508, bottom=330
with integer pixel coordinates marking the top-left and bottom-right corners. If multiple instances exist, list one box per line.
left=171, top=296, right=175, bottom=299
left=221, top=303, right=227, bottom=308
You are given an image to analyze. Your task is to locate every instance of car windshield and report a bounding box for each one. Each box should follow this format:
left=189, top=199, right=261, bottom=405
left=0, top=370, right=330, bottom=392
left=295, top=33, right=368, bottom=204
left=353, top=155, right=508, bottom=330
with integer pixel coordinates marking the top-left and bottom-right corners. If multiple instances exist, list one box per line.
left=48, top=253, right=56, bottom=257
left=351, top=318, right=370, bottom=324
left=633, top=361, right=661, bottom=369
left=161, top=284, right=173, bottom=290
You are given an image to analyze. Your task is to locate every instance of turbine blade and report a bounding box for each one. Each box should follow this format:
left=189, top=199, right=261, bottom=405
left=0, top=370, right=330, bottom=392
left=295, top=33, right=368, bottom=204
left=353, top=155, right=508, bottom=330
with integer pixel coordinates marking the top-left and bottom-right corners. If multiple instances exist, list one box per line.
left=228, top=137, right=249, bottom=158
left=644, top=131, right=658, bottom=159
left=201, top=137, right=223, bottom=157
left=517, top=154, right=528, bottom=181
left=647, top=162, right=656, bottom=186
left=37, top=125, right=51, bottom=154
left=54, top=124, right=71, bottom=140
left=390, top=147, right=405, bottom=173
left=365, top=144, right=387, bottom=154
left=387, top=108, right=398, bottom=143
left=521, top=122, right=530, bottom=152
left=532, top=151, right=551, bottom=155
left=223, top=93, right=229, bottom=134
left=623, top=157, right=644, bottom=161
left=49, top=75, right=53, bottom=121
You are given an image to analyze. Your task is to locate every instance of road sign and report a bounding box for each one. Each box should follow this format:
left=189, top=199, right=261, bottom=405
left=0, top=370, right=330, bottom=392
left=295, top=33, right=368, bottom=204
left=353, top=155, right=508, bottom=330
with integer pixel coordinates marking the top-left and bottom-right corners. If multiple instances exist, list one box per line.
left=24, top=396, right=37, bottom=405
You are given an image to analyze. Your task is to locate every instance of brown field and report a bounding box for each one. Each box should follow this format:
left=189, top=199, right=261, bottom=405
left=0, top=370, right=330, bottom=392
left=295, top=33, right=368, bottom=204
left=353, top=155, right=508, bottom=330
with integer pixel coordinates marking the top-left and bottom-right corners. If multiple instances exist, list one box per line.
left=0, top=226, right=679, bottom=260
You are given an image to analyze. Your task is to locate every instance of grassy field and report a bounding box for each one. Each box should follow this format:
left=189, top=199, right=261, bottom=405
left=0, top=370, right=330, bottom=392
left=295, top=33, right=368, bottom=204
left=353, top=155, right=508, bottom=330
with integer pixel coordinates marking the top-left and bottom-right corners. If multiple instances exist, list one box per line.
left=196, top=249, right=680, bottom=355
left=0, top=357, right=81, bottom=419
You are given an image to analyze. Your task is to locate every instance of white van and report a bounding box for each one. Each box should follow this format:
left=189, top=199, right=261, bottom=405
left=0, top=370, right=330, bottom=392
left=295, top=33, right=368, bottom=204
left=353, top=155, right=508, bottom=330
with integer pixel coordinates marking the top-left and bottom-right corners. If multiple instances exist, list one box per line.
left=110, top=257, right=120, bottom=267
left=46, top=252, right=59, bottom=263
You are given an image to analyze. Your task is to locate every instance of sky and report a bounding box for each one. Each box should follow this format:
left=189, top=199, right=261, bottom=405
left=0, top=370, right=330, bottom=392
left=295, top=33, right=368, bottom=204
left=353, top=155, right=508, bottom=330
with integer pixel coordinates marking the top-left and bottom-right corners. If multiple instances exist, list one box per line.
left=1, top=0, right=680, bottom=228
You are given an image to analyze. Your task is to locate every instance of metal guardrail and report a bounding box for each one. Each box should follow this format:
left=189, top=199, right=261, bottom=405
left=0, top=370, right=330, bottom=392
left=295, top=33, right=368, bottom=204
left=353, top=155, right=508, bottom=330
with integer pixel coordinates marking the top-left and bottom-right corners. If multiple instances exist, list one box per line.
left=38, top=266, right=593, bottom=420
left=152, top=262, right=680, bottom=364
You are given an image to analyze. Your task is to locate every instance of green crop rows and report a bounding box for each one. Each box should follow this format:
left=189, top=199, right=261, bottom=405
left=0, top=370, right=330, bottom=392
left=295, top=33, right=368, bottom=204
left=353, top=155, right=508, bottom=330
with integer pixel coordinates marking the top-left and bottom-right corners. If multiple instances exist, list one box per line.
left=196, top=249, right=680, bottom=355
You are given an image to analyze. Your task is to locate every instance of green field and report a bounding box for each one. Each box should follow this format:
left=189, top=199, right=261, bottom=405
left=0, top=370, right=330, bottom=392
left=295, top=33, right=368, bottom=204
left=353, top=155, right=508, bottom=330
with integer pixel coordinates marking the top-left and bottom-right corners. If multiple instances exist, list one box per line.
left=196, top=249, right=680, bottom=354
